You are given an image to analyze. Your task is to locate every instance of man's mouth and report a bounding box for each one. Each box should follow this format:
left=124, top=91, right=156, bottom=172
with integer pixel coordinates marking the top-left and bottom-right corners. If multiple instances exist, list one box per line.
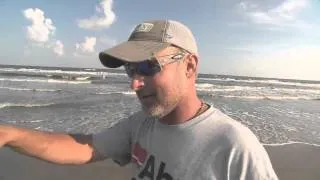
left=140, top=94, right=154, bottom=99
left=137, top=92, right=155, bottom=100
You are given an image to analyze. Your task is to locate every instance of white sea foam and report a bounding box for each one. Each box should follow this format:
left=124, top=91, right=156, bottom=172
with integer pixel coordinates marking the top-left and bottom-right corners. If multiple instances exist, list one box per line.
left=217, top=95, right=315, bottom=100
left=2, top=67, right=319, bottom=87
left=75, top=76, right=90, bottom=81
left=0, top=77, right=91, bottom=84
left=0, top=78, right=48, bottom=83
left=92, top=92, right=113, bottom=95
left=93, top=91, right=135, bottom=95
left=10, top=119, right=46, bottom=123
left=27, top=119, right=45, bottom=123
left=263, top=141, right=320, bottom=147
left=84, top=68, right=96, bottom=71
left=1, top=67, right=127, bottom=78
left=0, top=103, right=55, bottom=109
left=0, top=68, right=16, bottom=72
left=198, top=77, right=238, bottom=82
left=121, top=91, right=135, bottom=95
left=198, top=77, right=320, bottom=89
left=196, top=84, right=256, bottom=92
left=281, top=125, right=298, bottom=132
left=102, top=72, right=127, bottom=77
left=0, top=86, right=61, bottom=92
left=47, top=79, right=91, bottom=84
left=196, top=83, right=320, bottom=100
left=18, top=68, right=98, bottom=76
left=196, top=83, right=214, bottom=88
left=269, top=87, right=320, bottom=94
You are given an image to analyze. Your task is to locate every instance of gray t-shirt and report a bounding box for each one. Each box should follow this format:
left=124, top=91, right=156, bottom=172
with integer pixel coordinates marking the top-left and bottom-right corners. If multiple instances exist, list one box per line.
left=93, top=104, right=279, bottom=180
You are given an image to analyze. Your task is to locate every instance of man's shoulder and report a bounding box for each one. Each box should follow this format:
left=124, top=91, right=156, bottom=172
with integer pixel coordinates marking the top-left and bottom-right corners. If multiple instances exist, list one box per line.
left=127, top=110, right=153, bottom=125
left=206, top=108, right=278, bottom=180
left=123, top=110, right=152, bottom=130
left=204, top=106, right=261, bottom=149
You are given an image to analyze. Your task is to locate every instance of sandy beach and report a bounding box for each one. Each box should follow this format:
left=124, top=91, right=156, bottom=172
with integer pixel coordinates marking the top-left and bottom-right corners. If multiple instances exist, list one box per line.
left=265, top=143, right=320, bottom=180
left=0, top=148, right=132, bottom=180
left=0, top=143, right=319, bottom=180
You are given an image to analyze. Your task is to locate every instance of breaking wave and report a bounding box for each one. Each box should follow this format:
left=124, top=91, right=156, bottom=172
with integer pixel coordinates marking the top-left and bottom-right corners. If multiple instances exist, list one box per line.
left=198, top=77, right=320, bottom=89
left=92, top=91, right=136, bottom=96
left=0, top=77, right=91, bottom=84
left=0, top=103, right=55, bottom=109
left=212, top=95, right=319, bottom=101
left=0, top=86, right=62, bottom=92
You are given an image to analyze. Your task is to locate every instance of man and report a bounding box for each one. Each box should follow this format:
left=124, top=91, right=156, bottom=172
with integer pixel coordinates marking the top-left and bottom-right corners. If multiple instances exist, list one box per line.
left=0, top=19, right=278, bottom=179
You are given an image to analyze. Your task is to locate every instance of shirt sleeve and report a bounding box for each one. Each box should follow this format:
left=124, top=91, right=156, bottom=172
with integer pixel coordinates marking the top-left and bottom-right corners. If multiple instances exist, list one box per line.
left=92, top=112, right=145, bottom=166
left=226, top=125, right=279, bottom=180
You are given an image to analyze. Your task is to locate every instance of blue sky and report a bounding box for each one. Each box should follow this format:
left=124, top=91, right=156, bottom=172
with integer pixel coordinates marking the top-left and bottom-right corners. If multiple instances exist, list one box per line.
left=0, top=0, right=320, bottom=80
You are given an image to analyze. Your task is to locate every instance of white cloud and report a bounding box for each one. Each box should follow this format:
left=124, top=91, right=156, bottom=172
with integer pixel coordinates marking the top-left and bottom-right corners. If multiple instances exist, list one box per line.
left=74, top=37, right=97, bottom=57
left=77, top=0, right=116, bottom=30
left=53, top=40, right=64, bottom=56
left=239, top=0, right=309, bottom=28
left=23, top=8, right=64, bottom=56
left=237, top=47, right=320, bottom=80
left=239, top=2, right=258, bottom=11
left=23, top=8, right=56, bottom=42
left=273, top=0, right=307, bottom=18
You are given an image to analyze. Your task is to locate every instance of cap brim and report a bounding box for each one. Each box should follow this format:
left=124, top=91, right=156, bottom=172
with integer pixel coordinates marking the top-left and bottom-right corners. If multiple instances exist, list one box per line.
left=99, top=41, right=170, bottom=68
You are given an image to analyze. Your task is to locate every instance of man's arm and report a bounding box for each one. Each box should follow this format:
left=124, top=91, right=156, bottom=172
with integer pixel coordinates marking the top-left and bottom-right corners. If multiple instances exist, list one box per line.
left=0, top=125, right=100, bottom=165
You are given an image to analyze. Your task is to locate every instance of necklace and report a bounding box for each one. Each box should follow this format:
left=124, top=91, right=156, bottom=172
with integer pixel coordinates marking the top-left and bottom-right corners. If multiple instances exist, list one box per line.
left=191, top=100, right=206, bottom=119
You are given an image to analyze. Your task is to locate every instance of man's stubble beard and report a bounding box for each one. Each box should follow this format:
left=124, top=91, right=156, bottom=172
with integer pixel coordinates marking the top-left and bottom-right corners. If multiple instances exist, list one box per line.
left=141, top=95, right=180, bottom=119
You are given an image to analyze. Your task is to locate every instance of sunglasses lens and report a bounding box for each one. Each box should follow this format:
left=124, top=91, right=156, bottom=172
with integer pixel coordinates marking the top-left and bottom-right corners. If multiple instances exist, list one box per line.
left=138, top=61, right=154, bottom=76
left=125, top=61, right=160, bottom=77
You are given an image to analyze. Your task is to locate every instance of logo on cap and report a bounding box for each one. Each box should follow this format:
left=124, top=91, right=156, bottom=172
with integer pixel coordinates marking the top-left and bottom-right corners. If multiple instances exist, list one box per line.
left=134, top=23, right=154, bottom=33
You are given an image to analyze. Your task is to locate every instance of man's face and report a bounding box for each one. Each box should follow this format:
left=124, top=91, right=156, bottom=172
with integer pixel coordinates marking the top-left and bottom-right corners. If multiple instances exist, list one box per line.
left=129, top=46, right=188, bottom=118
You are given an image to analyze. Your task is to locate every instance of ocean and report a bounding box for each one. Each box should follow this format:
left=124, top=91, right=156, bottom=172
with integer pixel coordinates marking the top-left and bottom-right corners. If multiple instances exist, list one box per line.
left=0, top=64, right=319, bottom=145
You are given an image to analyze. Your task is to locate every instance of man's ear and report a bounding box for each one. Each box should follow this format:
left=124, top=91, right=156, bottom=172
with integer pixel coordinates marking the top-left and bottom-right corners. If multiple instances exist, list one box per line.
left=185, top=54, right=198, bottom=78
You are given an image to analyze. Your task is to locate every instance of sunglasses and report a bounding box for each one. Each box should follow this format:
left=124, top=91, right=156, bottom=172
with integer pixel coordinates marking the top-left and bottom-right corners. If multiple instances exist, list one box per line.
left=124, top=51, right=186, bottom=78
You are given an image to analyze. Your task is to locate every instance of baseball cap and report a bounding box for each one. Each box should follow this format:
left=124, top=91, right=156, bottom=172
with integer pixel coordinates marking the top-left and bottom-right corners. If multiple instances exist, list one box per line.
left=99, top=19, right=198, bottom=68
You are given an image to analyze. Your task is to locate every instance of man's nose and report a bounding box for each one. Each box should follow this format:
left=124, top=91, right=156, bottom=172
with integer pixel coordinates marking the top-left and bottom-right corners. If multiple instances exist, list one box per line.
left=130, top=74, right=145, bottom=91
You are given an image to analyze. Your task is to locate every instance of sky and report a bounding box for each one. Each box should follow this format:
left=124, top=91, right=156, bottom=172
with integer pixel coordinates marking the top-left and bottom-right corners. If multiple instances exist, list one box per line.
left=0, top=0, right=320, bottom=81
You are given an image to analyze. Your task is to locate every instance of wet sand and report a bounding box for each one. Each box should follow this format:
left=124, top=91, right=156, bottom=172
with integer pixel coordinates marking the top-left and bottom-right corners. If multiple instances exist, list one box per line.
left=0, top=148, right=131, bottom=180
left=265, top=143, right=320, bottom=180
left=0, top=143, right=319, bottom=180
